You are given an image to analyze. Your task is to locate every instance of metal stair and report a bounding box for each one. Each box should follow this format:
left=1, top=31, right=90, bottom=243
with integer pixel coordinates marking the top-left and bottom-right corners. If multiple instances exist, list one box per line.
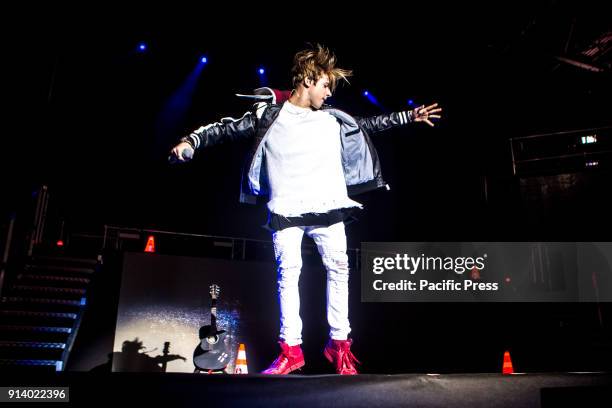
left=0, top=255, right=98, bottom=372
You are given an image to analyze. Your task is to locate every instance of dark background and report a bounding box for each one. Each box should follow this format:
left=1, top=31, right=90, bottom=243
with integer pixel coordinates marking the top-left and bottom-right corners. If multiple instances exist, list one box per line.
left=2, top=1, right=612, bottom=373
left=3, top=1, right=610, bottom=241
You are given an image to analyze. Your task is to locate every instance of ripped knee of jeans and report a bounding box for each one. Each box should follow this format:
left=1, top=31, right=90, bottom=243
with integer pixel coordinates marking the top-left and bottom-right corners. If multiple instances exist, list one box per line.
left=278, top=264, right=302, bottom=283
left=323, top=252, right=349, bottom=272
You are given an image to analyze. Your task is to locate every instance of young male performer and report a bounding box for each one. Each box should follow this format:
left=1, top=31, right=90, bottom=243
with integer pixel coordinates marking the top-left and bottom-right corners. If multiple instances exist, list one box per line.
left=171, top=44, right=441, bottom=375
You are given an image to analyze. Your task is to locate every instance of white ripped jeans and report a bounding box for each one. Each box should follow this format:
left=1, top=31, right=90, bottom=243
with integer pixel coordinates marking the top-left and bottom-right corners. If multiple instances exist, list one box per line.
left=272, top=221, right=351, bottom=346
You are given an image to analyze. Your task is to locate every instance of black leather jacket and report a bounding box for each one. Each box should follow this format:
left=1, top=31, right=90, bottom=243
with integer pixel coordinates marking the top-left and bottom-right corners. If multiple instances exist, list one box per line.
left=181, top=102, right=415, bottom=204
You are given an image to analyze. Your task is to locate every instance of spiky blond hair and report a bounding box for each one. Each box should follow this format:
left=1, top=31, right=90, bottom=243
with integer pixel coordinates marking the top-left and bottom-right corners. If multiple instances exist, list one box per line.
left=291, top=44, right=352, bottom=92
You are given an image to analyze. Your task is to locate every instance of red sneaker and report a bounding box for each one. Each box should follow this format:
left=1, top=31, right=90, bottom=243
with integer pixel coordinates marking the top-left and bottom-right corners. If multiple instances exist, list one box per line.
left=323, top=339, right=361, bottom=375
left=261, top=341, right=305, bottom=374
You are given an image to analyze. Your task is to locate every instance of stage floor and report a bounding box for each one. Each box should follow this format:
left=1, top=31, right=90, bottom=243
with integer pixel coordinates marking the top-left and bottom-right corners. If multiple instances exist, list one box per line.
left=1, top=371, right=611, bottom=407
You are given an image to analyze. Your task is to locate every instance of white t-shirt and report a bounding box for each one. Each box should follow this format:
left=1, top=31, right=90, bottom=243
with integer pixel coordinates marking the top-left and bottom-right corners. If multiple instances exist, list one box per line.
left=263, top=101, right=363, bottom=217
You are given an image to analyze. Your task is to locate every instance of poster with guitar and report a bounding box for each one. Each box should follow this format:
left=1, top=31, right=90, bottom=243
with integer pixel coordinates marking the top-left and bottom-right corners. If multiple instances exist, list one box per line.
left=112, top=253, right=277, bottom=374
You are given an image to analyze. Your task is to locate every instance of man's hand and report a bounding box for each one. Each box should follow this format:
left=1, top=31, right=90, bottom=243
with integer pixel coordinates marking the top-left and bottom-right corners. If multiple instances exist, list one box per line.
left=412, top=103, right=442, bottom=127
left=170, top=142, right=195, bottom=162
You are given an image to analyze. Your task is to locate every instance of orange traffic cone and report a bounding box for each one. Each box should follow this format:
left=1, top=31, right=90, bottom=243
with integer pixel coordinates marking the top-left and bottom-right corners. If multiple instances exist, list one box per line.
left=144, top=236, right=155, bottom=253
left=234, top=343, right=248, bottom=374
left=502, top=350, right=514, bottom=374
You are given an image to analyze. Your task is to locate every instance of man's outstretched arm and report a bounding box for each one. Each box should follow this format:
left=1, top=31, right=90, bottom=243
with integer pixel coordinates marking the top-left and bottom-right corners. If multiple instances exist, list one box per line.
left=170, top=108, right=258, bottom=162
left=357, top=103, right=442, bottom=134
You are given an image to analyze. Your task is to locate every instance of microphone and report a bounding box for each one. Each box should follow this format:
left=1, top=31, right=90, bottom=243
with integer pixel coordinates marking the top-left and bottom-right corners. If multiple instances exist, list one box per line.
left=168, top=147, right=194, bottom=164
